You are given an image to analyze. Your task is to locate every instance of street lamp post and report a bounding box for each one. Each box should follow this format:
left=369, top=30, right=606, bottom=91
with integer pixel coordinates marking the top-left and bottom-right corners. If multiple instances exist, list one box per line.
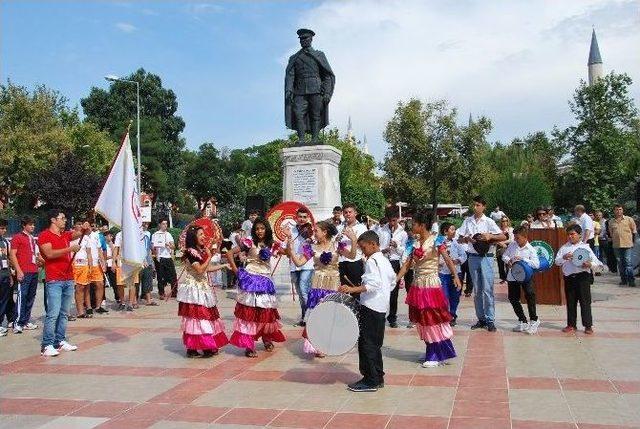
left=105, top=75, right=141, bottom=193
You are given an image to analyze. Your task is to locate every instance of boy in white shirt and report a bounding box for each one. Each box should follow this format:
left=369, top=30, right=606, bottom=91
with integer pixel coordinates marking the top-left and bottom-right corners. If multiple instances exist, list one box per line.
left=438, top=222, right=466, bottom=326
left=555, top=224, right=602, bottom=334
left=339, top=230, right=396, bottom=393
left=502, top=226, right=540, bottom=334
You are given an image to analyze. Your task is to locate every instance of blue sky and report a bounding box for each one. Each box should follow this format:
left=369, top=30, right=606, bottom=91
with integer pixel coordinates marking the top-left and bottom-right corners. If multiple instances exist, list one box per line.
left=2, top=1, right=639, bottom=161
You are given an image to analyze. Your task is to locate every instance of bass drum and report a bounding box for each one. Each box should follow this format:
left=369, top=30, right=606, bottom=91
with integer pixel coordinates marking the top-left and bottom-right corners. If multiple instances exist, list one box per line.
left=306, top=292, right=359, bottom=356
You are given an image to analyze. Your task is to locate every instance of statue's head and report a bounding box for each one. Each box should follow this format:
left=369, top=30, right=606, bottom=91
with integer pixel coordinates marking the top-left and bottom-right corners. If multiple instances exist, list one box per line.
left=297, top=28, right=315, bottom=48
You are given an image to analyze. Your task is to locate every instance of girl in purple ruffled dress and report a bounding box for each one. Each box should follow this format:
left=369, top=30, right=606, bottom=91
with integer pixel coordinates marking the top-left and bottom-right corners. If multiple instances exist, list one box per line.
left=285, top=221, right=357, bottom=357
left=227, top=218, right=286, bottom=358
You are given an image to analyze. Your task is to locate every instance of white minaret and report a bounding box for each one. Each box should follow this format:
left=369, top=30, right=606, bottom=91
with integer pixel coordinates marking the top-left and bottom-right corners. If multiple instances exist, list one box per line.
left=346, top=116, right=355, bottom=145
left=362, top=133, right=369, bottom=155
left=588, top=28, right=603, bottom=85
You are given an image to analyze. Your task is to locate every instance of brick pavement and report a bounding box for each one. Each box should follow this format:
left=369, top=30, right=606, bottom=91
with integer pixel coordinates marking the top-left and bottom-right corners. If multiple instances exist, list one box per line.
left=1, top=267, right=639, bottom=429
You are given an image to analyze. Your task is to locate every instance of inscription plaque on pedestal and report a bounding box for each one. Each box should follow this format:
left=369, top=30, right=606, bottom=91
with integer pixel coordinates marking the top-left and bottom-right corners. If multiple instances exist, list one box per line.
left=291, top=167, right=319, bottom=205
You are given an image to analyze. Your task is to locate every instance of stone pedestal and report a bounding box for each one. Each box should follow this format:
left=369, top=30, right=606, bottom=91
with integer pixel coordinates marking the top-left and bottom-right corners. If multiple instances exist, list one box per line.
left=281, top=145, right=342, bottom=222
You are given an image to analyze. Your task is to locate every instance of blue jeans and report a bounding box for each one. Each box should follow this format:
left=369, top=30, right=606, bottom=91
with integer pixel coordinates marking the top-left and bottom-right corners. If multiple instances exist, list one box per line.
left=439, top=273, right=463, bottom=319
left=613, top=247, right=635, bottom=286
left=41, top=280, right=74, bottom=348
left=16, top=272, right=39, bottom=327
left=468, top=255, right=495, bottom=323
left=290, top=270, right=314, bottom=319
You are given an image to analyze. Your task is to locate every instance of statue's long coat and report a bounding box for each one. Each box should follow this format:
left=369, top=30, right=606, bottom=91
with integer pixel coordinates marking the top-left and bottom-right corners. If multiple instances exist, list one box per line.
left=284, top=48, right=335, bottom=132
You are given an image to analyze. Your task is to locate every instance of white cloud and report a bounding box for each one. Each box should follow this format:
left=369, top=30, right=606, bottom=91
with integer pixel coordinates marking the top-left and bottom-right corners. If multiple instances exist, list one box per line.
left=115, top=22, right=137, bottom=33
left=295, top=0, right=640, bottom=159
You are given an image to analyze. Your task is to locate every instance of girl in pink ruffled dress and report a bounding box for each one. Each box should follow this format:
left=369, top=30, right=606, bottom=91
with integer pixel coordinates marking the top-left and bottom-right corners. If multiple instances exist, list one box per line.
left=177, top=226, right=229, bottom=358
left=397, top=211, right=462, bottom=368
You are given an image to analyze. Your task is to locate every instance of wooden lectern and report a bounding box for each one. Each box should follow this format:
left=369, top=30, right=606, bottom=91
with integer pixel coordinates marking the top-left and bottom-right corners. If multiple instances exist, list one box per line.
left=528, top=228, right=568, bottom=305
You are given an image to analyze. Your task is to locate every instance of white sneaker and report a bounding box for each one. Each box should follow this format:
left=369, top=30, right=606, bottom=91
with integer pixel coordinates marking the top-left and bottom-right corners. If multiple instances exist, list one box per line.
left=24, top=322, right=38, bottom=330
left=42, top=345, right=60, bottom=357
left=13, top=325, right=23, bottom=334
left=57, top=341, right=78, bottom=352
left=512, top=321, right=529, bottom=332
left=422, top=360, right=440, bottom=368
left=0, top=327, right=7, bottom=337
left=527, top=319, right=541, bottom=335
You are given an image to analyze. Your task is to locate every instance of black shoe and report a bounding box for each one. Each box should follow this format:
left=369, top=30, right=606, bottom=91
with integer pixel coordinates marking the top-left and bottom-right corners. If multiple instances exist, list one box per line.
left=119, top=304, right=126, bottom=311
left=347, top=380, right=378, bottom=392
left=202, top=349, right=218, bottom=358
left=389, top=321, right=398, bottom=328
left=450, top=317, right=457, bottom=327
left=471, top=321, right=487, bottom=330
left=377, top=381, right=384, bottom=388
left=96, top=307, right=109, bottom=314
left=86, top=309, right=93, bottom=316
left=487, top=322, right=497, bottom=332
left=67, top=315, right=76, bottom=321
left=186, top=349, right=200, bottom=358
left=293, top=320, right=306, bottom=327
left=126, top=305, right=134, bottom=312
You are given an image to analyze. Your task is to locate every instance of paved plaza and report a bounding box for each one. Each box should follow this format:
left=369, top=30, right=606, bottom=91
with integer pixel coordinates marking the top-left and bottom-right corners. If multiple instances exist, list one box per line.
left=1, top=266, right=639, bottom=429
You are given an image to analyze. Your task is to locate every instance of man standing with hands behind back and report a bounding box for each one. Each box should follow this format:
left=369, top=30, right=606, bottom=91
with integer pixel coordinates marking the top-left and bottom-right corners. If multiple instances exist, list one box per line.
left=152, top=219, right=177, bottom=299
left=457, top=196, right=506, bottom=332
left=38, top=209, right=90, bottom=356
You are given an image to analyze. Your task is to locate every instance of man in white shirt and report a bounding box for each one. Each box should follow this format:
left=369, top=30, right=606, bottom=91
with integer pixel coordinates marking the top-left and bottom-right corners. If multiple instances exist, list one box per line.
left=88, top=225, right=108, bottom=314
left=338, top=230, right=395, bottom=393
left=574, top=205, right=594, bottom=245
left=337, top=203, right=368, bottom=287
left=285, top=207, right=314, bottom=326
left=457, top=196, right=506, bottom=332
left=152, top=219, right=176, bottom=299
left=490, top=206, right=506, bottom=223
left=380, top=213, right=408, bottom=328
left=555, top=224, right=602, bottom=334
left=502, top=226, right=540, bottom=334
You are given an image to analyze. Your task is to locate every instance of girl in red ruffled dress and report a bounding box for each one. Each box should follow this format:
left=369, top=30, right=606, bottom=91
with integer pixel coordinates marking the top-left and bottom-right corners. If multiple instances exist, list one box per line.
left=397, top=211, right=462, bottom=368
left=227, top=218, right=286, bottom=358
left=177, top=226, right=229, bottom=358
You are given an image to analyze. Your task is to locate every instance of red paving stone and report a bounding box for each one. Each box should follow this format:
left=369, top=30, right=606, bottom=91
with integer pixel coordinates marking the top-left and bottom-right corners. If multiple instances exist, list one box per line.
left=510, top=377, right=561, bottom=390
left=386, top=415, right=449, bottom=429
left=121, top=403, right=185, bottom=419
left=216, top=407, right=282, bottom=426
left=166, top=405, right=229, bottom=423
left=451, top=399, right=511, bottom=419
left=455, top=386, right=509, bottom=402
left=612, top=380, right=640, bottom=393
left=70, top=401, right=138, bottom=418
left=0, top=398, right=91, bottom=416
left=326, top=413, right=391, bottom=429
left=268, top=410, right=335, bottom=428
left=458, top=374, right=508, bottom=388
left=236, top=369, right=285, bottom=381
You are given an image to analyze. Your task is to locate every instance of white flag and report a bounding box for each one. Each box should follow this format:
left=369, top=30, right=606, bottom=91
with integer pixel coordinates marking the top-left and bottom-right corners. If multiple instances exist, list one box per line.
left=95, top=132, right=145, bottom=279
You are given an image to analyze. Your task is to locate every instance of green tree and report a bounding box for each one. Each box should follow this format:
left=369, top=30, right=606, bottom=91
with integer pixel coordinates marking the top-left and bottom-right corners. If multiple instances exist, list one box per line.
left=184, top=143, right=239, bottom=210
left=0, top=82, right=115, bottom=211
left=81, top=68, right=186, bottom=204
left=482, top=170, right=553, bottom=220
left=382, top=99, right=466, bottom=208
left=554, top=72, right=639, bottom=210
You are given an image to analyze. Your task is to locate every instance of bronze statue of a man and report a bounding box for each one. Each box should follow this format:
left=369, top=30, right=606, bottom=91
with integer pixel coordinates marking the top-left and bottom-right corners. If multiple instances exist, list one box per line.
left=285, top=29, right=335, bottom=145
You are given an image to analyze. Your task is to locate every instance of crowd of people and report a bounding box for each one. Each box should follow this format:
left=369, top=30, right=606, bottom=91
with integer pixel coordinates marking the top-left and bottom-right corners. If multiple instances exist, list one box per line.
left=0, top=198, right=637, bottom=393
